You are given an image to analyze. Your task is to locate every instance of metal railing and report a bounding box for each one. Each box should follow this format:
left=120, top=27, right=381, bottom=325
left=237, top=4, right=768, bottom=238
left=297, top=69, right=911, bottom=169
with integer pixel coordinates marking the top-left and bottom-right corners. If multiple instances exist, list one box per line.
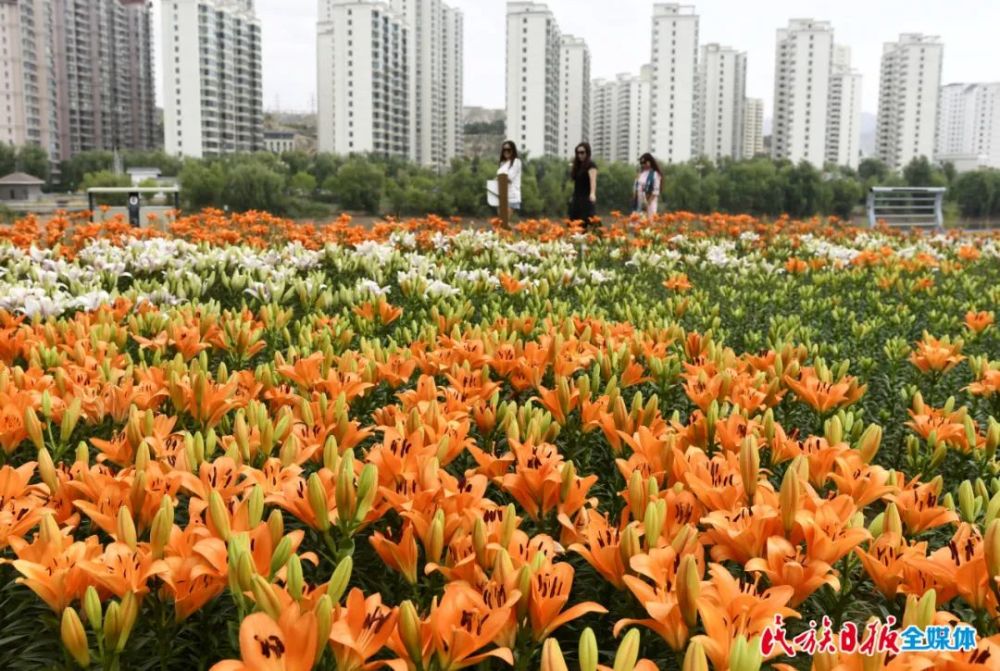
left=866, top=186, right=946, bottom=231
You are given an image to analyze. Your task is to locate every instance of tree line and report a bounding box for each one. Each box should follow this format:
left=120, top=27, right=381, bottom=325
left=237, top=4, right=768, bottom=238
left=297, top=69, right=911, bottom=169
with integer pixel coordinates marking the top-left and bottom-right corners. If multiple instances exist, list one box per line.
left=18, top=146, right=1000, bottom=221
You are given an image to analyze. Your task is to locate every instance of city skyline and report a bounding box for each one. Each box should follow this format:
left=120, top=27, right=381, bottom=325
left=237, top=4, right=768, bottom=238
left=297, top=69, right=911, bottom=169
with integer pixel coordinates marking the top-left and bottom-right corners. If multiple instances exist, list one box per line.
left=150, top=0, right=1000, bottom=118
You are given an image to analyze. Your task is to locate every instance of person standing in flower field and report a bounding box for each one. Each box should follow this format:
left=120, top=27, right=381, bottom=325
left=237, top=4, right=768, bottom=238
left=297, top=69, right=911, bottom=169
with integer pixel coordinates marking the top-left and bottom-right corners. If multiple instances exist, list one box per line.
left=497, top=140, right=522, bottom=215
left=569, top=142, right=598, bottom=228
left=633, top=153, right=662, bottom=220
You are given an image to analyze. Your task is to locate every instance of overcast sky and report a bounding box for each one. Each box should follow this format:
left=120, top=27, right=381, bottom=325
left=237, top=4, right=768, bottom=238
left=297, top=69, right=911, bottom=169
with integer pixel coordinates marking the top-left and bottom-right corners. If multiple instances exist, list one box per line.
left=152, top=0, right=999, bottom=118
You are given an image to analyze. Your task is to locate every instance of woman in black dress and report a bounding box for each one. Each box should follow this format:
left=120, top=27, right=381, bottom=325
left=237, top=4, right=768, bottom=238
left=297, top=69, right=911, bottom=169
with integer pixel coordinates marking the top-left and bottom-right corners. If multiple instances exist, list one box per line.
left=568, top=142, right=598, bottom=228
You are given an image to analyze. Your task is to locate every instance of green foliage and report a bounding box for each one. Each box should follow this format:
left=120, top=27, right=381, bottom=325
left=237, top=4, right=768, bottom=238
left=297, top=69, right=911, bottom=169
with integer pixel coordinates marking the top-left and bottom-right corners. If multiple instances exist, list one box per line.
left=16, top=144, right=50, bottom=182
left=221, top=162, right=287, bottom=213
left=903, top=156, right=948, bottom=187
left=80, top=171, right=132, bottom=191
left=288, top=171, right=317, bottom=196
left=464, top=119, right=505, bottom=135
left=0, top=143, right=16, bottom=176
left=325, top=157, right=385, bottom=213
left=179, top=161, right=226, bottom=210
left=952, top=170, right=1000, bottom=218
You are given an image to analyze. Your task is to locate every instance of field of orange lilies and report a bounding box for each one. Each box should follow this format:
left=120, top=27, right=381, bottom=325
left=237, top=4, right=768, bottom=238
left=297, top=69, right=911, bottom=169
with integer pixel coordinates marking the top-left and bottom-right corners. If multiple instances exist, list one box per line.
left=1, top=210, right=1000, bottom=670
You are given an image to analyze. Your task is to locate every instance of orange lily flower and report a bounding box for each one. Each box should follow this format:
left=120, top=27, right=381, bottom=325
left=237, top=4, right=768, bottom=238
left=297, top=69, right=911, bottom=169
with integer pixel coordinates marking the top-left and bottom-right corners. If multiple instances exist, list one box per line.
left=784, top=367, right=866, bottom=413
left=328, top=588, right=398, bottom=671
left=909, top=333, right=965, bottom=373
left=527, top=562, right=606, bottom=641
left=427, top=581, right=515, bottom=670
left=965, top=310, right=995, bottom=334
left=210, top=604, right=318, bottom=671
left=745, top=536, right=839, bottom=607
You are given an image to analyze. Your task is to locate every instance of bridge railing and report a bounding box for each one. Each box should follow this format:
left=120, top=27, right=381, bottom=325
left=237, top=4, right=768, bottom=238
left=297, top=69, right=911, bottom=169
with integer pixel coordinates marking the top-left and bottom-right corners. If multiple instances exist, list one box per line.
left=866, top=186, right=946, bottom=231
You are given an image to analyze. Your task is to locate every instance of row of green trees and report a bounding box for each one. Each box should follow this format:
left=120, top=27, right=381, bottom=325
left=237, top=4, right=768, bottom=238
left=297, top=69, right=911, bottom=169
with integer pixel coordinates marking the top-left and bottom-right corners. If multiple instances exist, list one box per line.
left=26, top=146, right=1000, bottom=220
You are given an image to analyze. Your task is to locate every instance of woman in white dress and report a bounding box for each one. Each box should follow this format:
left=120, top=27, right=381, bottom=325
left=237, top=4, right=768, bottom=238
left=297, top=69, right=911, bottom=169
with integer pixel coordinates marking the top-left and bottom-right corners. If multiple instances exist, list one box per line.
left=497, top=140, right=522, bottom=213
left=633, top=152, right=662, bottom=220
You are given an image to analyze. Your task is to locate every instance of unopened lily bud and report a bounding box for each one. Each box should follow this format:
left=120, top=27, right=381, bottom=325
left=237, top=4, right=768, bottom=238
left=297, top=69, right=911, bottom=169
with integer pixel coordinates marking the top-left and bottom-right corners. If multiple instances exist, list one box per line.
left=328, top=555, right=353, bottom=603
left=150, top=498, right=174, bottom=559
left=499, top=503, right=517, bottom=548
left=61, top=608, right=90, bottom=668
left=739, top=436, right=760, bottom=503
left=250, top=575, right=282, bottom=619
left=285, top=554, right=304, bottom=601
left=677, top=554, right=700, bottom=629
left=37, top=447, right=58, bottom=494
left=824, top=416, right=843, bottom=446
left=354, top=463, right=378, bottom=524
left=399, top=600, right=423, bottom=666
left=858, top=424, right=883, bottom=463
left=628, top=470, right=646, bottom=521
left=60, top=397, right=82, bottom=444
left=103, top=602, right=122, bottom=651
left=427, top=509, right=445, bottom=564
left=958, top=481, right=977, bottom=523
left=267, top=509, right=284, bottom=547
left=560, top=461, right=576, bottom=503
left=884, top=502, right=903, bottom=537
left=942, top=493, right=955, bottom=512
left=986, top=492, right=1000, bottom=526
left=236, top=551, right=256, bottom=592
left=244, top=485, right=264, bottom=527
left=40, top=390, right=52, bottom=419
left=579, top=627, right=598, bottom=671
left=541, top=638, right=569, bottom=671
left=116, top=507, right=137, bottom=550
left=306, top=473, right=330, bottom=532
left=916, top=589, right=936, bottom=629
left=83, top=586, right=102, bottom=632
left=612, top=629, right=641, bottom=671
left=269, top=535, right=293, bottom=577
left=619, top=523, right=641, bottom=566
left=279, top=434, right=299, bottom=466
left=472, top=516, right=488, bottom=567
left=117, top=591, right=139, bottom=652
left=335, top=450, right=357, bottom=523
left=314, top=595, right=333, bottom=660
left=729, top=634, right=763, bottom=671
left=208, top=490, right=231, bottom=541
left=984, top=520, right=1000, bottom=579
left=682, top=640, right=709, bottom=671
left=24, top=406, right=44, bottom=452
left=780, top=466, right=800, bottom=535
left=643, top=500, right=665, bottom=550
left=135, top=439, right=151, bottom=472
left=986, top=418, right=1000, bottom=460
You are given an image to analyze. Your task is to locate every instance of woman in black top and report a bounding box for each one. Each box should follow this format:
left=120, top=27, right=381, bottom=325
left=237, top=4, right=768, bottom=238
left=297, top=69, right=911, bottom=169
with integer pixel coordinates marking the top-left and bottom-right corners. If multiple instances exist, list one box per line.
left=568, top=142, right=598, bottom=227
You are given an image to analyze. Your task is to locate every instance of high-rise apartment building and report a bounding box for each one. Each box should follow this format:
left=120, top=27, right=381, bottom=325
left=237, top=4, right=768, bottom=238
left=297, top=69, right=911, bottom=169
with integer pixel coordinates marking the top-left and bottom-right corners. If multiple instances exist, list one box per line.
left=506, top=1, right=560, bottom=157
left=557, top=35, right=590, bottom=158
left=590, top=78, right=616, bottom=162
left=772, top=19, right=834, bottom=168
left=649, top=4, right=698, bottom=164
left=389, top=0, right=463, bottom=166
left=318, top=0, right=409, bottom=157
left=696, top=43, right=746, bottom=161
left=318, top=0, right=461, bottom=164
left=826, top=45, right=862, bottom=168
left=936, top=82, right=1000, bottom=171
left=441, top=5, right=463, bottom=161
left=875, top=33, right=943, bottom=171
left=743, top=97, right=764, bottom=158
left=590, top=68, right=652, bottom=164
left=0, top=0, right=156, bottom=162
left=163, top=0, right=263, bottom=158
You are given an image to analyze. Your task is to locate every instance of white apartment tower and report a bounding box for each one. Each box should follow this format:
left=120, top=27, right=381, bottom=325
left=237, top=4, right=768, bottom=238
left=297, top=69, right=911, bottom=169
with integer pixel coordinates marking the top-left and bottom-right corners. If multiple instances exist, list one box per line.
left=590, top=78, right=616, bottom=162
left=936, top=82, right=1000, bottom=171
left=697, top=44, right=746, bottom=161
left=649, top=4, right=699, bottom=164
left=590, top=69, right=652, bottom=164
left=875, top=34, right=943, bottom=171
left=0, top=0, right=156, bottom=162
left=441, top=5, right=463, bottom=161
left=772, top=19, right=834, bottom=168
left=743, top=98, right=764, bottom=158
left=826, top=45, right=862, bottom=168
left=389, top=0, right=463, bottom=166
left=317, top=1, right=410, bottom=157
left=558, top=35, right=590, bottom=158
left=163, top=0, right=263, bottom=158
left=506, top=1, right=561, bottom=157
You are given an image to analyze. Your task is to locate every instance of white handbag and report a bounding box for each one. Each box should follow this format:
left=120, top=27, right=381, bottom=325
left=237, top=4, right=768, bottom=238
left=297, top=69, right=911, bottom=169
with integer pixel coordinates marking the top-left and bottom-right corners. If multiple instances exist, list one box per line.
left=486, top=179, right=499, bottom=207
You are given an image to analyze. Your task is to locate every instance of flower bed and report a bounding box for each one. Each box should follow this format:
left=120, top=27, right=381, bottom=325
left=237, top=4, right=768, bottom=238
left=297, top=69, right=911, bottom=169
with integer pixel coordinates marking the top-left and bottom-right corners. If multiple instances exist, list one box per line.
left=1, top=211, right=1000, bottom=670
